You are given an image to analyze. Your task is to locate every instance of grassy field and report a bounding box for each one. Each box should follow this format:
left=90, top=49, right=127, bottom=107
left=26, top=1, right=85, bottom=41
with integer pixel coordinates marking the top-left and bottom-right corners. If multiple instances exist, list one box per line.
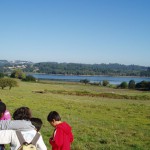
left=0, top=79, right=150, bottom=150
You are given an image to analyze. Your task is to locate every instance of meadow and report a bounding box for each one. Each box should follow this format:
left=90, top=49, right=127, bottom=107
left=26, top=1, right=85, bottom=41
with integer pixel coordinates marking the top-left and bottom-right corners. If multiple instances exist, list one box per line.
left=0, top=79, right=150, bottom=150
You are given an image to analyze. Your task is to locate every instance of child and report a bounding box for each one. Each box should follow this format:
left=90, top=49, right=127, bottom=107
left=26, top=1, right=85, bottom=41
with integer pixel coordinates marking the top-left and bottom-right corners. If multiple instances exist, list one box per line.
left=47, top=111, right=73, bottom=150
left=0, top=100, right=11, bottom=120
left=16, top=117, right=47, bottom=150
left=0, top=117, right=47, bottom=150
left=0, top=100, right=11, bottom=150
left=0, top=106, right=34, bottom=131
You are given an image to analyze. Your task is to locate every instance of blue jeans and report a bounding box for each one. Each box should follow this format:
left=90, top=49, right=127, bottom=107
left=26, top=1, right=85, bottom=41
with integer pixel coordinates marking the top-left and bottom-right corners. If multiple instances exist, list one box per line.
left=0, top=145, right=4, bottom=150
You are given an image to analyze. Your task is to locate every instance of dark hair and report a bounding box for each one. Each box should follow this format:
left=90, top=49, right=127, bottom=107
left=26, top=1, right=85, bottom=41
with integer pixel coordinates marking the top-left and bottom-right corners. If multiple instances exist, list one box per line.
left=0, top=101, right=6, bottom=118
left=30, top=117, right=43, bottom=132
left=47, top=111, right=61, bottom=122
left=13, top=107, right=32, bottom=121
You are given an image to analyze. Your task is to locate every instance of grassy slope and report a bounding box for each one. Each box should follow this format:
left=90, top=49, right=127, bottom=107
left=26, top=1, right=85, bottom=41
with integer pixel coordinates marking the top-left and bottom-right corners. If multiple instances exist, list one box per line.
left=1, top=80, right=150, bottom=150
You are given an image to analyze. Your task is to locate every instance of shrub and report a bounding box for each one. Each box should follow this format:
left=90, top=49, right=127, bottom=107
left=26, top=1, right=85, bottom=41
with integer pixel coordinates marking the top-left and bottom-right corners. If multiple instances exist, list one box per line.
left=80, top=79, right=90, bottom=84
left=119, top=82, right=128, bottom=89
left=136, top=80, right=150, bottom=90
left=102, top=80, right=109, bottom=86
left=89, top=82, right=100, bottom=86
left=22, top=75, right=36, bottom=82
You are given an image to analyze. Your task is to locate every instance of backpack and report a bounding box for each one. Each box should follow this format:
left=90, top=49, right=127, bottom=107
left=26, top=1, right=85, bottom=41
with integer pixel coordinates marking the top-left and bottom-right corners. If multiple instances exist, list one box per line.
left=16, top=131, right=40, bottom=150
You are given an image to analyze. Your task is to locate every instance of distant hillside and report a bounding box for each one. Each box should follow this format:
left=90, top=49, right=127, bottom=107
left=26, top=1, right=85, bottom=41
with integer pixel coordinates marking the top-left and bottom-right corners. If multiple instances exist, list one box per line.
left=0, top=60, right=10, bottom=66
left=0, top=60, right=33, bottom=65
left=28, top=62, right=150, bottom=77
left=0, top=60, right=33, bottom=73
left=1, top=60, right=150, bottom=77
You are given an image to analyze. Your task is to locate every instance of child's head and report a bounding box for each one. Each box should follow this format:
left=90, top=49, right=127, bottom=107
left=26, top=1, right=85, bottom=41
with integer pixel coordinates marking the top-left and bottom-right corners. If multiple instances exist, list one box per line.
left=13, top=106, right=32, bottom=121
left=47, top=111, right=61, bottom=127
left=30, top=117, right=43, bottom=132
left=0, top=100, right=6, bottom=119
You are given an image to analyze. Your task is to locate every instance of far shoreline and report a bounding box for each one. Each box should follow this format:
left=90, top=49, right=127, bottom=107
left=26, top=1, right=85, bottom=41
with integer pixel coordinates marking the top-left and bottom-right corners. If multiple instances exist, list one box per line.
left=27, top=72, right=150, bottom=78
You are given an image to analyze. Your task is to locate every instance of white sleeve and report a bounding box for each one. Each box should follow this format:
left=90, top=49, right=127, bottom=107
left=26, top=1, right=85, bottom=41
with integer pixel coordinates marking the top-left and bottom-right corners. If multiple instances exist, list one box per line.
left=0, top=130, right=14, bottom=144
left=0, top=120, right=10, bottom=129
left=36, top=135, right=47, bottom=150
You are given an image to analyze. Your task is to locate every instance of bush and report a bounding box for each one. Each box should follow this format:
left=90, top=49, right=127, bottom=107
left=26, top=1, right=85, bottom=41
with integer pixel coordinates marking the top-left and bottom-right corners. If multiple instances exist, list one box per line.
left=90, top=82, right=100, bottom=86
left=119, top=82, right=128, bottom=89
left=136, top=80, right=150, bottom=90
left=102, top=80, right=109, bottom=86
left=80, top=79, right=90, bottom=84
left=22, top=75, right=36, bottom=82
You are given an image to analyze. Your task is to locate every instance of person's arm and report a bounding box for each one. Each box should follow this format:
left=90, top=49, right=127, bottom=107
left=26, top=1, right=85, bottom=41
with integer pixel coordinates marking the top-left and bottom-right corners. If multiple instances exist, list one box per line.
left=0, top=120, right=10, bottom=129
left=70, top=130, right=74, bottom=143
left=0, top=130, right=14, bottom=144
left=37, top=135, right=47, bottom=150
left=52, top=128, right=64, bottom=147
left=0, top=120, right=35, bottom=130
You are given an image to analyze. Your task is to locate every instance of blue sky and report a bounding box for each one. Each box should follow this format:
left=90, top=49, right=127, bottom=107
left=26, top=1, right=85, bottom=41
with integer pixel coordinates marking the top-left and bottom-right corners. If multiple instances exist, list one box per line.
left=0, top=0, right=150, bottom=66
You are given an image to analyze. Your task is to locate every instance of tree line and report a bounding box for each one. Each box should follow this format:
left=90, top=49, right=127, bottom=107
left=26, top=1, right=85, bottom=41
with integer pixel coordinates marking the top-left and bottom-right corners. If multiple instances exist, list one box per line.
left=0, top=61, right=150, bottom=77
left=26, top=62, right=150, bottom=77
left=80, top=78, right=150, bottom=91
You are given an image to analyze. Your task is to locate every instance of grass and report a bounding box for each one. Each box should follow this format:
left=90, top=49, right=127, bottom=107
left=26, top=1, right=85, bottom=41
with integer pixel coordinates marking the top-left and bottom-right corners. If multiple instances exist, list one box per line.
left=1, top=79, right=150, bottom=150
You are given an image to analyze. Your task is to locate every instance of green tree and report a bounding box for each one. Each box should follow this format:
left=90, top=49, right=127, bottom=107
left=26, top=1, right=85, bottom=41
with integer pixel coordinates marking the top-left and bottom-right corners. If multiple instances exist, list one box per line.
left=128, top=80, right=135, bottom=89
left=7, top=78, right=18, bottom=89
left=0, top=78, right=7, bottom=89
left=0, top=78, right=18, bottom=90
left=10, top=69, right=26, bottom=79
left=0, top=73, right=4, bottom=78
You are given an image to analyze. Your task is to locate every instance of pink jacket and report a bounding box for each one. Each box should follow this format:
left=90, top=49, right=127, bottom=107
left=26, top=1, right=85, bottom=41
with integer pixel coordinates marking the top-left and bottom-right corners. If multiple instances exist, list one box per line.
left=0, top=110, right=11, bottom=120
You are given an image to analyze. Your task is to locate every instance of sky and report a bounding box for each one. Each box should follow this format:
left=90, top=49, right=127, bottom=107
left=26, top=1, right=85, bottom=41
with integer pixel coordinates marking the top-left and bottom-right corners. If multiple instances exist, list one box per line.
left=0, top=0, right=150, bottom=66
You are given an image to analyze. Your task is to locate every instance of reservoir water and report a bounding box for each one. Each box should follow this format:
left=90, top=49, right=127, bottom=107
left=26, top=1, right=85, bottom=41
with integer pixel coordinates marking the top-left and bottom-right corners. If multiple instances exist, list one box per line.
left=31, top=74, right=150, bottom=85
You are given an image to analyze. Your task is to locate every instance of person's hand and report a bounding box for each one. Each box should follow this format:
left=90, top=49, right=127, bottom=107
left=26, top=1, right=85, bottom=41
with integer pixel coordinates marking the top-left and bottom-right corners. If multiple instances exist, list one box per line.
left=50, top=137, right=54, bottom=141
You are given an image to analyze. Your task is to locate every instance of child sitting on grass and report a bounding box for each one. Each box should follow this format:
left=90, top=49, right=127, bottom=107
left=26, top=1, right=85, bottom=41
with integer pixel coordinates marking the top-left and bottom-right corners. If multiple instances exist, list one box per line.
left=0, top=112, right=47, bottom=150
left=0, top=99, right=11, bottom=150
left=0, top=99, right=11, bottom=120
left=47, top=111, right=73, bottom=150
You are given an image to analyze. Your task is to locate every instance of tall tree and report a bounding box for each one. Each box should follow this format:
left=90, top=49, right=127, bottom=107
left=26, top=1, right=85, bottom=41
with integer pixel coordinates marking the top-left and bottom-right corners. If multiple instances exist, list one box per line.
left=128, top=80, right=135, bottom=89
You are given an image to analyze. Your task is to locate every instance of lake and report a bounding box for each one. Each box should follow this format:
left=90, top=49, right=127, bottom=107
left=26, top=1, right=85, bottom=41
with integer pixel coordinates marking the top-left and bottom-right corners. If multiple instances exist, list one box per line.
left=30, top=74, right=150, bottom=85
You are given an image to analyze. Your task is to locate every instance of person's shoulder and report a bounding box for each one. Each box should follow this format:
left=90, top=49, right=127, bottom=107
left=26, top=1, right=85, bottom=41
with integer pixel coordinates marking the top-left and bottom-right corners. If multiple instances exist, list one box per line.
left=62, top=121, right=71, bottom=127
left=5, top=110, right=10, bottom=114
left=57, top=121, right=72, bottom=131
left=4, top=110, right=11, bottom=120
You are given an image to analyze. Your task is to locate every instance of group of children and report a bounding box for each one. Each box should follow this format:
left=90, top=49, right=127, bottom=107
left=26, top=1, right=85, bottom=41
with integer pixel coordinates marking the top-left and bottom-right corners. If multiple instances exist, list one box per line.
left=0, top=100, right=74, bottom=150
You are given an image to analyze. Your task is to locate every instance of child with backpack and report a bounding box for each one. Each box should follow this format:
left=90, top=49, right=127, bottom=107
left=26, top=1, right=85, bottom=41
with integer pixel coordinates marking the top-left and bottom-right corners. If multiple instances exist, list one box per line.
left=16, top=117, right=47, bottom=150
left=0, top=107, right=47, bottom=150
left=47, top=111, right=74, bottom=150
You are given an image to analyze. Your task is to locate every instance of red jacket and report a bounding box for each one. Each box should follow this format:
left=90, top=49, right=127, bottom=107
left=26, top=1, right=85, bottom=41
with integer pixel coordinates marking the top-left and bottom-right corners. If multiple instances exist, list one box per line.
left=49, top=122, right=73, bottom=150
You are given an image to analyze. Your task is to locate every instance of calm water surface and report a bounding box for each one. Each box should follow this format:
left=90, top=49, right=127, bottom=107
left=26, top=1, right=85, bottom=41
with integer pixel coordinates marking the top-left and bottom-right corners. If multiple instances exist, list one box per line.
left=31, top=74, right=150, bottom=85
